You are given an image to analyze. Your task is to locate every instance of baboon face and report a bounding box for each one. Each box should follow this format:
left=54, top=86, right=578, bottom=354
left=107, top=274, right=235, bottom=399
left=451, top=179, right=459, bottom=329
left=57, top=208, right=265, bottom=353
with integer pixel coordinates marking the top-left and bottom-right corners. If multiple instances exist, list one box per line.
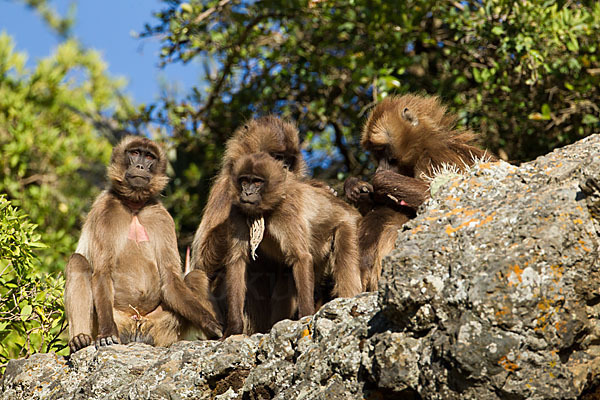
left=361, top=100, right=419, bottom=177
left=108, top=136, right=169, bottom=202
left=361, top=95, right=451, bottom=177
left=124, top=145, right=158, bottom=189
left=231, top=152, right=287, bottom=216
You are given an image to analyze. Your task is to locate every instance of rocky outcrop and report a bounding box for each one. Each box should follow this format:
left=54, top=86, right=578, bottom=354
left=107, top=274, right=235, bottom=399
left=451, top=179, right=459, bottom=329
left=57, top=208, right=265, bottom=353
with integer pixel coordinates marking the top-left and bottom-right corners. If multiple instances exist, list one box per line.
left=2, top=134, right=600, bottom=400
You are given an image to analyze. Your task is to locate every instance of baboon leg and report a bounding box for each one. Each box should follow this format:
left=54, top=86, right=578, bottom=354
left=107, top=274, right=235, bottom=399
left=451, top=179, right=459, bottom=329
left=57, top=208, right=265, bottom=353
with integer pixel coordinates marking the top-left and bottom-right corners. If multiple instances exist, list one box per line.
left=366, top=225, right=398, bottom=291
left=112, top=310, right=137, bottom=344
left=330, top=222, right=362, bottom=298
left=270, top=269, right=297, bottom=326
left=111, top=306, right=180, bottom=347
left=144, top=305, right=181, bottom=347
left=65, top=253, right=95, bottom=351
left=359, top=208, right=410, bottom=291
left=244, top=267, right=273, bottom=333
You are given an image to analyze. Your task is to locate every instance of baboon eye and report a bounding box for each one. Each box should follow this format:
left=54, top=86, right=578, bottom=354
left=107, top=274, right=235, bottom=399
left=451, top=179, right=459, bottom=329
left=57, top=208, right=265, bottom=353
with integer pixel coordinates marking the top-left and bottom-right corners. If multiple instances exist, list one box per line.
left=271, top=152, right=293, bottom=169
left=130, top=150, right=140, bottom=157
left=145, top=153, right=156, bottom=161
left=252, top=178, right=264, bottom=187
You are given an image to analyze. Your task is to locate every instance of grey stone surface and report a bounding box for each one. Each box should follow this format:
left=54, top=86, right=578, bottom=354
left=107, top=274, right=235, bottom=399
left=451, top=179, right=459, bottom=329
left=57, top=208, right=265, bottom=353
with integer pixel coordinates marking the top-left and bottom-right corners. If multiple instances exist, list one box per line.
left=2, top=134, right=600, bottom=399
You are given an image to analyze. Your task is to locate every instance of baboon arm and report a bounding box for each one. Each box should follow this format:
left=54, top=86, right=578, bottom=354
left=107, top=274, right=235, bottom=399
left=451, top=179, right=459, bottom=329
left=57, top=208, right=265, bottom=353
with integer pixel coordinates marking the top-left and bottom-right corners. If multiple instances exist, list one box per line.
left=91, top=268, right=118, bottom=338
left=191, top=174, right=231, bottom=275
left=161, top=271, right=223, bottom=338
left=194, top=222, right=229, bottom=278
left=224, top=256, right=247, bottom=336
left=291, top=253, right=315, bottom=317
left=372, top=170, right=430, bottom=209
left=277, top=222, right=315, bottom=317
left=158, top=225, right=223, bottom=338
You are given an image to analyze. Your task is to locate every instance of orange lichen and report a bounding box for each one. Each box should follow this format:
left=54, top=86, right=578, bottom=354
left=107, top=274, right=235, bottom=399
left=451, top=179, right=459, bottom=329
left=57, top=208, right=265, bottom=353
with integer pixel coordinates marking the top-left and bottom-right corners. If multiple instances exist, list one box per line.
left=477, top=212, right=496, bottom=227
left=509, top=264, right=524, bottom=283
left=477, top=161, right=495, bottom=170
left=411, top=225, right=425, bottom=234
left=549, top=265, right=564, bottom=279
left=498, top=355, right=519, bottom=372
left=495, top=304, right=510, bottom=319
left=445, top=218, right=480, bottom=236
left=555, top=320, right=567, bottom=335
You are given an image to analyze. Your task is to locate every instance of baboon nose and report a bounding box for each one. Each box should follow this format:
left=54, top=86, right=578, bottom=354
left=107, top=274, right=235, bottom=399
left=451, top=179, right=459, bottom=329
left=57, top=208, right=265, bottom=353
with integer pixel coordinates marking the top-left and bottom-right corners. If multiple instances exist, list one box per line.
left=135, top=164, right=145, bottom=170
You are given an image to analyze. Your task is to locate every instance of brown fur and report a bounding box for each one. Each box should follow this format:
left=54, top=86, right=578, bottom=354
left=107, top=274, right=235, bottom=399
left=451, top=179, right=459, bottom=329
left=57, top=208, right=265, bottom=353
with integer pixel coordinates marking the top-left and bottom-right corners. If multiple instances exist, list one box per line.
left=347, top=94, right=496, bottom=290
left=191, top=116, right=307, bottom=278
left=221, top=152, right=362, bottom=337
left=188, top=116, right=310, bottom=336
left=64, top=136, right=222, bottom=352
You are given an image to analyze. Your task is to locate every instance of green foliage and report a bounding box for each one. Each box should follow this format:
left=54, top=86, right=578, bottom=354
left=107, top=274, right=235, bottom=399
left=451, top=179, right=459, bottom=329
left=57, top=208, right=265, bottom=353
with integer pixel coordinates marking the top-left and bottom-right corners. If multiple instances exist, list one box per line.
left=139, top=0, right=600, bottom=243
left=19, top=0, right=76, bottom=37
left=0, top=195, right=67, bottom=372
left=0, top=33, right=133, bottom=273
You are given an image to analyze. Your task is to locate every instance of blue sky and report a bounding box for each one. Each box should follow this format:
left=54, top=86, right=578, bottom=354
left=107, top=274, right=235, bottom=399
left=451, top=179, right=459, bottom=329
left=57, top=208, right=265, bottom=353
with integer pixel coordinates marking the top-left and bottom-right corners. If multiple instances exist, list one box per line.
left=1, top=0, right=198, bottom=105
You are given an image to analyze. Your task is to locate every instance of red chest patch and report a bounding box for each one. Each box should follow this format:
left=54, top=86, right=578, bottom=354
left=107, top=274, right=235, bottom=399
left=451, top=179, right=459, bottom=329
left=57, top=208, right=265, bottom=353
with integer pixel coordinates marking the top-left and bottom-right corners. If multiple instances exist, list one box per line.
left=128, top=215, right=149, bottom=243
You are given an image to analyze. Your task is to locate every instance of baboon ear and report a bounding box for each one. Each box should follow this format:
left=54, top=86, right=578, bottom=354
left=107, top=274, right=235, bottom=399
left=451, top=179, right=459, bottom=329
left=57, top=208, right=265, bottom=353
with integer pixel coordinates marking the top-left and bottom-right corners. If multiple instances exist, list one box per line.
left=402, top=107, right=419, bottom=126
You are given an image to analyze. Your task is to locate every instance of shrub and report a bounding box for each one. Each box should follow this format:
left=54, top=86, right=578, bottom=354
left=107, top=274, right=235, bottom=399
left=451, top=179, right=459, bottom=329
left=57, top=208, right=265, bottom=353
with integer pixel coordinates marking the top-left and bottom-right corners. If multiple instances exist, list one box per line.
left=0, top=195, right=67, bottom=373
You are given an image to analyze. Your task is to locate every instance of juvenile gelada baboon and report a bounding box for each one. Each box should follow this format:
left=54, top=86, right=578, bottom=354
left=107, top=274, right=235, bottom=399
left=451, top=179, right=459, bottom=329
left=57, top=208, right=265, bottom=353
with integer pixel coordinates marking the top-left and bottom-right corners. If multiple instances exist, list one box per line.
left=64, top=136, right=222, bottom=352
left=186, top=116, right=311, bottom=335
left=345, top=94, right=496, bottom=290
left=221, top=152, right=362, bottom=337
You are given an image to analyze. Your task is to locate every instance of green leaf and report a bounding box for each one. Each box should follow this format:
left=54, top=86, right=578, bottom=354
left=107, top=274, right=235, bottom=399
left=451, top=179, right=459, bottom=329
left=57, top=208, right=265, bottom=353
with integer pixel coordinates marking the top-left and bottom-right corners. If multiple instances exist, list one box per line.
left=582, top=114, right=599, bottom=125
left=541, top=104, right=551, bottom=118
left=472, top=68, right=482, bottom=83
left=20, top=304, right=33, bottom=321
left=491, top=26, right=504, bottom=36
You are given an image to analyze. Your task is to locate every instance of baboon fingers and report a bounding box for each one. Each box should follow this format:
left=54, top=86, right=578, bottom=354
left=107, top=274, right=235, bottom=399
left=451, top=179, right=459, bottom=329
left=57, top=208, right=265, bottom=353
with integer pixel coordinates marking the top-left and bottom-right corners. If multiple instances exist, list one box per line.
left=69, top=333, right=93, bottom=353
left=204, top=320, right=224, bottom=339
left=359, top=182, right=373, bottom=193
left=95, top=334, right=120, bottom=348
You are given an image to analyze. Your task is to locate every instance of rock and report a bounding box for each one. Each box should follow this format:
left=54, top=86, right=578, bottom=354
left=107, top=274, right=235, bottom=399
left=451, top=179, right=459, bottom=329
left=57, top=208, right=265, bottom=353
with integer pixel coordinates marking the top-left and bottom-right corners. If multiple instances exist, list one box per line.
left=379, top=133, right=600, bottom=399
left=2, top=134, right=600, bottom=400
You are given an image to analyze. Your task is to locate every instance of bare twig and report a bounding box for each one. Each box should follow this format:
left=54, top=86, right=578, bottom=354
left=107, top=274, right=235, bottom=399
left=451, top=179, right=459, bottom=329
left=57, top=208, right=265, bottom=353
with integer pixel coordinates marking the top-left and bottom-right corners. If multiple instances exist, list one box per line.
left=193, top=0, right=233, bottom=24
left=332, top=120, right=358, bottom=171
left=196, top=12, right=284, bottom=118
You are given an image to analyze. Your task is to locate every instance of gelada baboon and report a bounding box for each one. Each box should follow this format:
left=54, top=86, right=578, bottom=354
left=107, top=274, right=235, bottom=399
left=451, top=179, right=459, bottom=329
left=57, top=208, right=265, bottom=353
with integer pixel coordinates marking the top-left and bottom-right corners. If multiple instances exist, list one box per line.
left=221, top=152, right=361, bottom=337
left=345, top=94, right=496, bottom=290
left=64, top=136, right=222, bottom=352
left=186, top=116, right=309, bottom=335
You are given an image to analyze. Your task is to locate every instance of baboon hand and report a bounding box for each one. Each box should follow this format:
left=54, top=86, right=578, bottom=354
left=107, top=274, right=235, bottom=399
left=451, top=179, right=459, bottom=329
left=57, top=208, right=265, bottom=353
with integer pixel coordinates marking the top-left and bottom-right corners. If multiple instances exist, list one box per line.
left=204, top=319, right=224, bottom=339
left=344, top=177, right=373, bottom=204
left=69, top=333, right=93, bottom=353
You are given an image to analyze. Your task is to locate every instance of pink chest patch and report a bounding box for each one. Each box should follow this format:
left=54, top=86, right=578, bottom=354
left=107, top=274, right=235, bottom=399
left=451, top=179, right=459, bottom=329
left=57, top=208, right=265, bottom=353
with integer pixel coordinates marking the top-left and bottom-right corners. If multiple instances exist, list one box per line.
left=128, top=215, right=149, bottom=243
